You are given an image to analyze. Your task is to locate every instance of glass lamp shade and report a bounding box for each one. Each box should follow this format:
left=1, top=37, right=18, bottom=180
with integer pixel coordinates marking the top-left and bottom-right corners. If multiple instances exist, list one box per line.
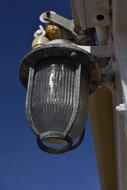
left=25, top=56, right=89, bottom=153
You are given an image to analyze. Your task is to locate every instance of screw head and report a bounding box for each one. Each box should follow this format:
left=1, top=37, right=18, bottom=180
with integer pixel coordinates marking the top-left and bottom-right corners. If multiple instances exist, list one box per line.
left=70, top=51, right=78, bottom=59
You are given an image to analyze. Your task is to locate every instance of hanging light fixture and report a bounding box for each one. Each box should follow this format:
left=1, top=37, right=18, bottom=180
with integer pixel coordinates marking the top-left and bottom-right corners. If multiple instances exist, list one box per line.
left=19, top=39, right=95, bottom=154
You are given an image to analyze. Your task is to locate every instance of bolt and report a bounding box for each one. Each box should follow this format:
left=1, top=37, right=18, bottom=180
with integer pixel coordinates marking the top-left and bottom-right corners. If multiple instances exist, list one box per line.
left=46, top=11, right=51, bottom=18
left=70, top=51, right=77, bottom=59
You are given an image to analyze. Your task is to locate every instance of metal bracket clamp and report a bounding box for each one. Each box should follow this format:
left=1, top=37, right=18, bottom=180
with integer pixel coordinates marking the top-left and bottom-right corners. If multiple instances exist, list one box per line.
left=40, top=11, right=76, bottom=38
left=39, top=11, right=96, bottom=45
left=39, top=12, right=114, bottom=57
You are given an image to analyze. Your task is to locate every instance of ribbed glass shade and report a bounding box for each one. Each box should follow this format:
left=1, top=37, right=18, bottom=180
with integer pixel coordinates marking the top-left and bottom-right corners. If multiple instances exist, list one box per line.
left=26, top=56, right=89, bottom=153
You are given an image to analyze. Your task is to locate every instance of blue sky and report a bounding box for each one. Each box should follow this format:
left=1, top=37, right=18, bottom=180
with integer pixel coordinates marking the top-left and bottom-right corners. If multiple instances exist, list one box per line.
left=0, top=0, right=100, bottom=189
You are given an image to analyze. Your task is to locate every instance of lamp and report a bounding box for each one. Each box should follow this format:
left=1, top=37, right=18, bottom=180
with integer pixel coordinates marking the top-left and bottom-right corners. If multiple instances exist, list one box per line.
left=19, top=40, right=93, bottom=154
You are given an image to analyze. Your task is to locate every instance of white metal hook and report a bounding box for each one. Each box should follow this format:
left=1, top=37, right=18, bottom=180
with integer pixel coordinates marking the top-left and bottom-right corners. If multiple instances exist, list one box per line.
left=33, top=25, right=46, bottom=38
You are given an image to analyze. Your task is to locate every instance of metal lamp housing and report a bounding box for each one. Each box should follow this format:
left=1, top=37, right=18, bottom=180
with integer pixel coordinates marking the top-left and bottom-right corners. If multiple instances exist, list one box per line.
left=19, top=40, right=93, bottom=154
